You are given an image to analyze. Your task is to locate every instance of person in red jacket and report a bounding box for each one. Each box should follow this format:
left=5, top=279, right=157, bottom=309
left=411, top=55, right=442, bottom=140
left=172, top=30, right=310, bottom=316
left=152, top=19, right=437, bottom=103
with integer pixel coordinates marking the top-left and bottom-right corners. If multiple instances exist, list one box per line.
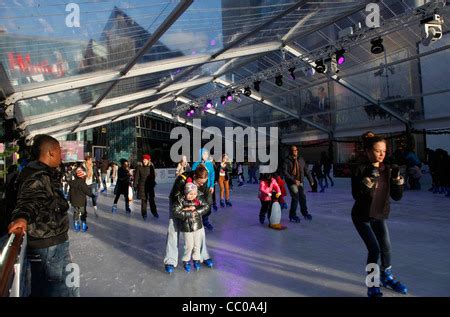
left=258, top=173, right=281, bottom=225
left=274, top=173, right=288, bottom=210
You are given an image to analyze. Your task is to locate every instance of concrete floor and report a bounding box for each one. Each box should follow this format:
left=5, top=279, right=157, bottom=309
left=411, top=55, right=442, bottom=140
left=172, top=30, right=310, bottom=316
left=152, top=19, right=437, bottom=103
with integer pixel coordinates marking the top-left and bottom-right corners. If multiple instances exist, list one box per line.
left=69, top=175, right=450, bottom=297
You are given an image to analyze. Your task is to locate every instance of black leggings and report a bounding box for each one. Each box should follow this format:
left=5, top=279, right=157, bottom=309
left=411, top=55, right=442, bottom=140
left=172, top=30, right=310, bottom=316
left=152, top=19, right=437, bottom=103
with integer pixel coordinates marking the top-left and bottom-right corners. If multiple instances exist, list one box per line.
left=260, top=200, right=273, bottom=220
left=352, top=216, right=392, bottom=271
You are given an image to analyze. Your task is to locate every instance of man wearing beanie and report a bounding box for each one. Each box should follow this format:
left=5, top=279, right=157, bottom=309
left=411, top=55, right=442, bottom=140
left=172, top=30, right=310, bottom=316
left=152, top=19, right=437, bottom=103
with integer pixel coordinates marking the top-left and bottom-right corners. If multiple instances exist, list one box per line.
left=134, top=154, right=158, bottom=220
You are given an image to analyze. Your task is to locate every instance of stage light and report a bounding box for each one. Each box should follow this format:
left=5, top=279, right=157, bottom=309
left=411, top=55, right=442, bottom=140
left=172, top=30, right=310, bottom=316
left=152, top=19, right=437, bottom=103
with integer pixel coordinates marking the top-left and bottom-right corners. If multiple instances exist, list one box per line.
left=205, top=99, right=213, bottom=109
left=253, top=80, right=261, bottom=92
left=288, top=67, right=296, bottom=80
left=220, top=95, right=226, bottom=105
left=226, top=91, right=233, bottom=101
left=186, top=106, right=195, bottom=117
left=335, top=49, right=346, bottom=65
left=244, top=86, right=251, bottom=97
left=275, top=75, right=283, bottom=86
left=370, top=38, right=384, bottom=54
left=314, top=59, right=327, bottom=73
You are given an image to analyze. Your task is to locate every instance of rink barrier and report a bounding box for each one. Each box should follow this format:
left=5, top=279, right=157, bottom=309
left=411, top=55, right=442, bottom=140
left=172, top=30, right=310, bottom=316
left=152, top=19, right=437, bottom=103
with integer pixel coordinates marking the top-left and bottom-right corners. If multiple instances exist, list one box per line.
left=0, top=229, right=26, bottom=297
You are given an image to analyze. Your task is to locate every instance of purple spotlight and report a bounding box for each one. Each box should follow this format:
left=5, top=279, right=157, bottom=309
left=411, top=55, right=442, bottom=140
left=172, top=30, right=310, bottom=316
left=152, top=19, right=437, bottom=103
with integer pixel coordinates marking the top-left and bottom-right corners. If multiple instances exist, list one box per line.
left=226, top=92, right=233, bottom=101
left=210, top=39, right=217, bottom=46
left=205, top=99, right=213, bottom=109
left=336, top=49, right=346, bottom=65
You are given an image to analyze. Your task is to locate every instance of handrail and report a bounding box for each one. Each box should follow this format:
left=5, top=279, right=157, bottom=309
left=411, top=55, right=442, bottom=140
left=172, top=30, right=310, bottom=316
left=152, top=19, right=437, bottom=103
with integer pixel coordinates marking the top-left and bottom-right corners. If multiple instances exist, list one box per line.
left=0, top=229, right=26, bottom=297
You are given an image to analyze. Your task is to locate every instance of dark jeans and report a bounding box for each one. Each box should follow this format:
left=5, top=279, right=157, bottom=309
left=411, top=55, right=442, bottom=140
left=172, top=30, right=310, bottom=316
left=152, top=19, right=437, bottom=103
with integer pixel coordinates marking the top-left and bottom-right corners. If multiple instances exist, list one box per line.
left=288, top=184, right=309, bottom=218
left=26, top=241, right=80, bottom=297
left=324, top=169, right=334, bottom=186
left=259, top=200, right=273, bottom=220
left=141, top=187, right=157, bottom=217
left=73, top=206, right=87, bottom=222
left=352, top=217, right=392, bottom=271
left=114, top=193, right=130, bottom=210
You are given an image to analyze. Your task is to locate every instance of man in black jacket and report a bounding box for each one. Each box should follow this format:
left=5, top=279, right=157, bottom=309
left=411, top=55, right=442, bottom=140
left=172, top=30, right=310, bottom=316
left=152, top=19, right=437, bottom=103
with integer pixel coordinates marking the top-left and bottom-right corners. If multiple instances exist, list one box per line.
left=163, top=164, right=213, bottom=273
left=8, top=134, right=79, bottom=297
left=133, top=154, right=158, bottom=220
left=283, top=145, right=315, bottom=223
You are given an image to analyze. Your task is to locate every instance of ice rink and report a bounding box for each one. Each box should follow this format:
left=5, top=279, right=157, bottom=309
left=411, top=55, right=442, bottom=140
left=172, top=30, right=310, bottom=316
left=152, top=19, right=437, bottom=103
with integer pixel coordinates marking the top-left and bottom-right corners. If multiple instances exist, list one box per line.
left=68, top=175, right=450, bottom=297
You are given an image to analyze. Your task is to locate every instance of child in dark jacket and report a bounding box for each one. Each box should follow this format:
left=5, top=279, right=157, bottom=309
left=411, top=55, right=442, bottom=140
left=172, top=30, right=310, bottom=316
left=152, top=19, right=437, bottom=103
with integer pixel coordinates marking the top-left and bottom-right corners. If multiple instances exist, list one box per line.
left=68, top=168, right=97, bottom=232
left=172, top=181, right=209, bottom=272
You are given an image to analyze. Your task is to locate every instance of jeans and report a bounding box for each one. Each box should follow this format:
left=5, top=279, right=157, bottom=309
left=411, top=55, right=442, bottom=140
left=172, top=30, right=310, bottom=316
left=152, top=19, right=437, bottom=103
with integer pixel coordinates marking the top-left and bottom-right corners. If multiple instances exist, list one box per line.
left=352, top=217, right=392, bottom=271
left=26, top=241, right=80, bottom=297
left=88, top=183, right=97, bottom=206
left=73, top=206, right=87, bottom=222
left=101, top=173, right=107, bottom=190
left=141, top=187, right=157, bottom=217
left=164, top=207, right=210, bottom=267
left=288, top=184, right=309, bottom=218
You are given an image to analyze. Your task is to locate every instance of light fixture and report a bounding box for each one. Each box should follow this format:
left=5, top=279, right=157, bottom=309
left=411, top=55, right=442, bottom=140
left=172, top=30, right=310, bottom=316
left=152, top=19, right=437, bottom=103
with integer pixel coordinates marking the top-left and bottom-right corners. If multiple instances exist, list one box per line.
left=275, top=75, right=283, bottom=86
left=186, top=106, right=195, bottom=117
left=226, top=91, right=233, bottom=101
left=370, top=38, right=384, bottom=54
left=244, top=86, right=251, bottom=97
left=253, top=80, right=261, bottom=92
left=205, top=99, right=213, bottom=109
left=335, top=49, right=346, bottom=65
left=314, top=59, right=327, bottom=73
left=220, top=95, right=226, bottom=105
left=288, top=67, right=296, bottom=80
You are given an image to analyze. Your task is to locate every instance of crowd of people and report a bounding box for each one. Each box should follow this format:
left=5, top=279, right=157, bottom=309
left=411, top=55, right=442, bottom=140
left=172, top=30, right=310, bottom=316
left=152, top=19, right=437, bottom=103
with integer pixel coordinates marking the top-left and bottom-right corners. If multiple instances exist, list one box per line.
left=4, top=131, right=449, bottom=298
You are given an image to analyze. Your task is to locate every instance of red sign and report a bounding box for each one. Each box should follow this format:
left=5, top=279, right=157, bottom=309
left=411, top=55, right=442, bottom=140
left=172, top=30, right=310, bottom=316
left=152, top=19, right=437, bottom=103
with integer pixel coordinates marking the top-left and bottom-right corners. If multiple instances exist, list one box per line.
left=7, top=52, right=67, bottom=77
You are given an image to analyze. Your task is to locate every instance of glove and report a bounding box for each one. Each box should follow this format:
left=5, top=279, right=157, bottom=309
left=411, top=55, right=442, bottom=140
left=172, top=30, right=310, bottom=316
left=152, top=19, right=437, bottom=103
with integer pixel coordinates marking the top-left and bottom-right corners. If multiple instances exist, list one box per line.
left=391, top=164, right=400, bottom=179
left=362, top=177, right=375, bottom=189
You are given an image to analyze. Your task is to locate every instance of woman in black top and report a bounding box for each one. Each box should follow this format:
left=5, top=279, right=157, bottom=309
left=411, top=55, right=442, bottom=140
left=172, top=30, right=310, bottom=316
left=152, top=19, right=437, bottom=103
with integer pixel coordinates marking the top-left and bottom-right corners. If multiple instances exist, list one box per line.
left=351, top=132, right=407, bottom=297
left=112, top=159, right=132, bottom=214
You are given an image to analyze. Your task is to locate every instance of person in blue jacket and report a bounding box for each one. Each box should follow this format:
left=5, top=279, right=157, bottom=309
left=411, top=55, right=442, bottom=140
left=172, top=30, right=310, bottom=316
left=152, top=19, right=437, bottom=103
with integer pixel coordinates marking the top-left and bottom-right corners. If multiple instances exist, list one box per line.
left=192, top=148, right=215, bottom=231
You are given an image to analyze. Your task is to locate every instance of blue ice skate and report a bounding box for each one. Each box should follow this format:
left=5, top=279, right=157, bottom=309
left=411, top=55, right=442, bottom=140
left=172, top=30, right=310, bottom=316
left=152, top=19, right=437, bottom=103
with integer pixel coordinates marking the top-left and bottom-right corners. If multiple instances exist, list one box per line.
left=381, top=268, right=408, bottom=294
left=183, top=261, right=191, bottom=273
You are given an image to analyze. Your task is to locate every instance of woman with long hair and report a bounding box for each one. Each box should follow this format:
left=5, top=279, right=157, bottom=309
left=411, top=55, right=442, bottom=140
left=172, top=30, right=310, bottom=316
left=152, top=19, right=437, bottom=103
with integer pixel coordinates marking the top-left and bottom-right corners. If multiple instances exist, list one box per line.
left=351, top=132, right=407, bottom=297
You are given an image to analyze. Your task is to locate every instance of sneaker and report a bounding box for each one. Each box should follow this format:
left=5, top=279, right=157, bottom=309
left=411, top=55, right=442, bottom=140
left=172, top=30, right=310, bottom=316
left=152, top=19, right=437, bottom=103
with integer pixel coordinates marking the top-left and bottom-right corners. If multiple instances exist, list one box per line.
left=289, top=216, right=301, bottom=223
left=165, top=264, right=174, bottom=274
left=381, top=268, right=408, bottom=294
left=73, top=221, right=81, bottom=232
left=367, top=287, right=383, bottom=297
left=193, top=260, right=201, bottom=271
left=183, top=261, right=191, bottom=273
left=111, top=204, right=117, bottom=213
left=81, top=222, right=88, bottom=232
left=303, top=213, right=312, bottom=221
left=203, top=258, right=214, bottom=268
left=225, top=200, right=232, bottom=207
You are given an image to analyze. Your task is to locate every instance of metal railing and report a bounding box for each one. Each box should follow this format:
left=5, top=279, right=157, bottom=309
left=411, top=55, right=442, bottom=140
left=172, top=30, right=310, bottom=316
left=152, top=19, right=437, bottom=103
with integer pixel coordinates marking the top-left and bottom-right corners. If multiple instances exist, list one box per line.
left=0, top=229, right=27, bottom=297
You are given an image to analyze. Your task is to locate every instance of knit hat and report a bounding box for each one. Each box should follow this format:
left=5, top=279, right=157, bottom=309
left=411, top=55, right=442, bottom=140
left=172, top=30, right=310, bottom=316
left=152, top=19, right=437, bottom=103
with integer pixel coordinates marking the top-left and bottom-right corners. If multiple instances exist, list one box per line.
left=76, top=168, right=86, bottom=178
left=185, top=182, right=198, bottom=195
left=143, top=154, right=151, bottom=161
